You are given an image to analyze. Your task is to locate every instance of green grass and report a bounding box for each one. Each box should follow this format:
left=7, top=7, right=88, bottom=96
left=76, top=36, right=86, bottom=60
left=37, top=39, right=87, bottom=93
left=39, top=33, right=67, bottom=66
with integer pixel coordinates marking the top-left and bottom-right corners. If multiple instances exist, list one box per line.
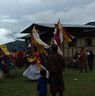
left=64, top=68, right=95, bottom=96
left=0, top=68, right=95, bottom=96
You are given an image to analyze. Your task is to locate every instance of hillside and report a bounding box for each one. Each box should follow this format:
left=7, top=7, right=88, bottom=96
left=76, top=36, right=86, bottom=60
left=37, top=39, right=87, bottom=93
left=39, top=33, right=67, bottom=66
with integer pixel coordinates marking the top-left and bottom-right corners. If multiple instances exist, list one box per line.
left=85, top=22, right=95, bottom=26
left=6, top=40, right=26, bottom=51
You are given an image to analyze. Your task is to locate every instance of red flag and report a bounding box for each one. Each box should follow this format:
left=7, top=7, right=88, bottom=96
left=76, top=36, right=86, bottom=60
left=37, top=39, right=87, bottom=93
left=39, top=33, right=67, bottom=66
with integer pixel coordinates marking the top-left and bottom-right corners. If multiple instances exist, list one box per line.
left=54, top=29, right=61, bottom=47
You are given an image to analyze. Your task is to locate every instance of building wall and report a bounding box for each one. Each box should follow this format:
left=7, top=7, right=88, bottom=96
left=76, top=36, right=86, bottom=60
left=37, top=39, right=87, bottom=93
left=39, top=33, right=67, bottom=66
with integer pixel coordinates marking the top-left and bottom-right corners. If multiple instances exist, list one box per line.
left=92, top=38, right=95, bottom=46
left=77, top=38, right=81, bottom=47
left=63, top=37, right=95, bottom=58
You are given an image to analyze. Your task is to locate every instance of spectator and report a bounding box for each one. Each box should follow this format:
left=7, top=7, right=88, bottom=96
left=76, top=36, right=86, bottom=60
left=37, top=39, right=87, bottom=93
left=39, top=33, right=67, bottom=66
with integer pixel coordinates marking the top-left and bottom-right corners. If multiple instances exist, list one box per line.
left=79, top=47, right=87, bottom=73
left=86, top=49, right=94, bottom=71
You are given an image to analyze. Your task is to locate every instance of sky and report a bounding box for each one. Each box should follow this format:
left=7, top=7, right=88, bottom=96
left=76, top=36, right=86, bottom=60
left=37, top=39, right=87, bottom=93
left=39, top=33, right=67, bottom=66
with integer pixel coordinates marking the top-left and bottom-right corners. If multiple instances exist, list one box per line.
left=0, top=0, right=95, bottom=44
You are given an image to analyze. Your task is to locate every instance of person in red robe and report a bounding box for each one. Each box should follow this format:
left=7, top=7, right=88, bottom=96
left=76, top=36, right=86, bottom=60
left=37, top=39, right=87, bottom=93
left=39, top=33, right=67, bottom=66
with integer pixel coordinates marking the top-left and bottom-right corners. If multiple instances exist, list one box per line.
left=79, top=47, right=87, bottom=73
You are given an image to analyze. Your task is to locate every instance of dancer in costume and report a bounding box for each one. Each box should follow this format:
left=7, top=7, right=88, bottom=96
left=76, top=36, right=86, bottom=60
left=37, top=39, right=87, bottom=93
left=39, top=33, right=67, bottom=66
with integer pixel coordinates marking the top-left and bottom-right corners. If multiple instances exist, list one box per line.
left=0, top=52, right=9, bottom=76
left=0, top=51, right=15, bottom=77
left=16, top=51, right=24, bottom=68
left=23, top=26, right=49, bottom=80
left=23, top=46, right=48, bottom=80
left=23, top=47, right=42, bottom=80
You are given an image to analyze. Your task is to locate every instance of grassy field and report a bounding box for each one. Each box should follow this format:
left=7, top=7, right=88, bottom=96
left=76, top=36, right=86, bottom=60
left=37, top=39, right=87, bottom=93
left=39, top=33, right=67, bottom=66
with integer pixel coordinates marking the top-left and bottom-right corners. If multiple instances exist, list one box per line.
left=0, top=67, right=95, bottom=96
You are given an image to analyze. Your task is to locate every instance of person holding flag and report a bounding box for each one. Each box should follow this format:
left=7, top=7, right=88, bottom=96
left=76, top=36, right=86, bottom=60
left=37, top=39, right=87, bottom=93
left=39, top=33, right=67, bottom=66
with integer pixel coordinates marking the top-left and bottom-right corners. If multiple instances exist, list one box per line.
left=47, top=44, right=65, bottom=96
left=47, top=20, right=74, bottom=96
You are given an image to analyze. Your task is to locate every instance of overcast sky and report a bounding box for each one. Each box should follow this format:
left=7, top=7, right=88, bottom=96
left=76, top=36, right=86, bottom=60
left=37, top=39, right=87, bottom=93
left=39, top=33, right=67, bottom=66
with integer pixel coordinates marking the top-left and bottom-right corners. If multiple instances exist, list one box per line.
left=0, top=0, right=95, bottom=44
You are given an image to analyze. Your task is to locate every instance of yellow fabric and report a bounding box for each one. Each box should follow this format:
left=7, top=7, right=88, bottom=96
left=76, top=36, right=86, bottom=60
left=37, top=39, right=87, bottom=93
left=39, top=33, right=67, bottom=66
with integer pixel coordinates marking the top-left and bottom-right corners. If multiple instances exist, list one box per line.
left=58, top=22, right=72, bottom=43
left=61, top=29, right=72, bottom=43
left=27, top=56, right=41, bottom=70
left=0, top=44, right=10, bottom=56
left=63, top=31, right=72, bottom=43
left=35, top=43, right=48, bottom=56
left=27, top=57, right=36, bottom=63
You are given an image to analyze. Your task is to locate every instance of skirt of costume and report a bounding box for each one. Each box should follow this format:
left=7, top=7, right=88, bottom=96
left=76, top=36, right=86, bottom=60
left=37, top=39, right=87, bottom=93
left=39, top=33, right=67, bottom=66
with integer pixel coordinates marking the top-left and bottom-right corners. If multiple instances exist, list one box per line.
left=23, top=64, right=48, bottom=80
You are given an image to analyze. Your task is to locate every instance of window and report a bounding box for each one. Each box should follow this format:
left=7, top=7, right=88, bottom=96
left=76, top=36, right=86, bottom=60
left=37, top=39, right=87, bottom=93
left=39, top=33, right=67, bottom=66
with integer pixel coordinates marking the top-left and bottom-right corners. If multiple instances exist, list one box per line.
left=85, top=39, right=92, bottom=46
left=68, top=39, right=76, bottom=47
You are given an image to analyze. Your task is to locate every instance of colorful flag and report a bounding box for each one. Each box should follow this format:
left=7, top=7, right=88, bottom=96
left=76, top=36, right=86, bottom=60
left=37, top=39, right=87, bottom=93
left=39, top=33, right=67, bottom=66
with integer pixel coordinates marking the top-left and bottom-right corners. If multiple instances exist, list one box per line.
left=54, top=28, right=61, bottom=47
left=0, top=44, right=10, bottom=55
left=32, top=26, right=49, bottom=48
left=51, top=25, right=63, bottom=55
left=58, top=22, right=74, bottom=43
left=52, top=20, right=75, bottom=55
left=31, top=26, right=49, bottom=69
left=54, top=39, right=63, bottom=55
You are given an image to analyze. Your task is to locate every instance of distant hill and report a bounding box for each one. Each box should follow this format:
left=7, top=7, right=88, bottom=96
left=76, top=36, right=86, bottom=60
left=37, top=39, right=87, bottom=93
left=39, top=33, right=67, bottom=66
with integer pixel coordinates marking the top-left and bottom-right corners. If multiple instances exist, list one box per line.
left=6, top=40, right=26, bottom=51
left=85, top=22, right=95, bottom=26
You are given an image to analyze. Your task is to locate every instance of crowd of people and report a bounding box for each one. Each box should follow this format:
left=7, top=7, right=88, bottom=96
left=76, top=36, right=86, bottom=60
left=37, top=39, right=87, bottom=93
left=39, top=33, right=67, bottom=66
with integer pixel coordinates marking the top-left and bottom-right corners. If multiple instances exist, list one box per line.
left=0, top=48, right=29, bottom=77
left=0, top=44, right=95, bottom=96
left=0, top=44, right=65, bottom=96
